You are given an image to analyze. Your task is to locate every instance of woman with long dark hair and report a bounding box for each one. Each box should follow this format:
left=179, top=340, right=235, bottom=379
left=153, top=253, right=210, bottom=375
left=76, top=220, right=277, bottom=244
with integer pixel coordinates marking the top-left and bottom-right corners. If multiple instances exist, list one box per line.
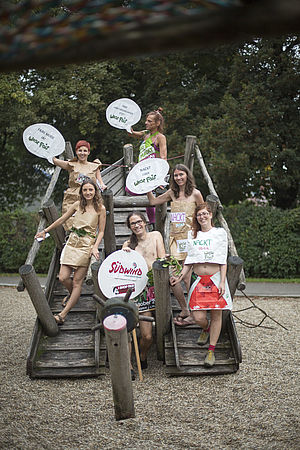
left=147, top=164, right=204, bottom=324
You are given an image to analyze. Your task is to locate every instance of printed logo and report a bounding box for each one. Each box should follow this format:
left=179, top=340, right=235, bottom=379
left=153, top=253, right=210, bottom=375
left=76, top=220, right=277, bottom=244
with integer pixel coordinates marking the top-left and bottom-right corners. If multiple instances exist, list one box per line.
left=113, top=283, right=135, bottom=295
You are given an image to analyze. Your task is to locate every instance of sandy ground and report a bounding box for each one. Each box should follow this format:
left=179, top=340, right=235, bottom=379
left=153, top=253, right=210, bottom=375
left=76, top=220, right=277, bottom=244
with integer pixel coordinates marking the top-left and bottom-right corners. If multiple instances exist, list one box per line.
left=0, top=287, right=299, bottom=449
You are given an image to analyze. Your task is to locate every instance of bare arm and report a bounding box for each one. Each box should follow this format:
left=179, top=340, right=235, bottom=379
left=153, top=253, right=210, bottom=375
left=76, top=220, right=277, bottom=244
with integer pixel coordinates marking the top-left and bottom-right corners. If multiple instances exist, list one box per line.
left=157, top=134, right=167, bottom=160
left=194, top=189, right=204, bottom=205
left=127, top=128, right=146, bottom=139
left=155, top=231, right=166, bottom=259
left=92, top=206, right=106, bottom=260
left=52, top=157, right=71, bottom=171
left=218, top=263, right=227, bottom=296
left=35, top=202, right=79, bottom=239
left=96, top=168, right=107, bottom=190
left=170, top=263, right=193, bottom=286
left=147, top=189, right=172, bottom=206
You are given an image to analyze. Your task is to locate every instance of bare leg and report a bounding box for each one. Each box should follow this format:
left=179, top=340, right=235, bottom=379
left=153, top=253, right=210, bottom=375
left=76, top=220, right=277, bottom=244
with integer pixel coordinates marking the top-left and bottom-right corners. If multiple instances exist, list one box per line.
left=209, top=310, right=222, bottom=346
left=139, top=311, right=153, bottom=361
left=192, top=310, right=209, bottom=330
left=171, top=283, right=189, bottom=317
left=58, top=264, right=73, bottom=295
left=59, top=266, right=88, bottom=320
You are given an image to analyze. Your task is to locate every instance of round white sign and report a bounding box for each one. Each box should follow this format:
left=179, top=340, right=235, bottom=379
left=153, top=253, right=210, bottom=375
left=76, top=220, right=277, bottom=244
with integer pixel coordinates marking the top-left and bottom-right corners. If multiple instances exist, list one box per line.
left=23, top=123, right=65, bottom=164
left=106, top=98, right=141, bottom=133
left=126, top=158, right=170, bottom=194
left=98, top=250, right=148, bottom=299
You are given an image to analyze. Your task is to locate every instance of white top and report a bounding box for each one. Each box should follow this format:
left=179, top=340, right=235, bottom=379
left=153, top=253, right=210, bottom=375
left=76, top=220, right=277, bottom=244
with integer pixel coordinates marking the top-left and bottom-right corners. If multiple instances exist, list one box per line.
left=185, top=227, right=228, bottom=265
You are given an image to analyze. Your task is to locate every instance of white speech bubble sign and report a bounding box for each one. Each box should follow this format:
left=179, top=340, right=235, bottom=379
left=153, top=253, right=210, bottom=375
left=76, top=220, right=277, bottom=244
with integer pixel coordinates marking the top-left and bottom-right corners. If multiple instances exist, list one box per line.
left=23, top=123, right=65, bottom=164
left=106, top=98, right=141, bottom=133
left=126, top=158, right=170, bottom=194
left=98, top=250, right=148, bottom=299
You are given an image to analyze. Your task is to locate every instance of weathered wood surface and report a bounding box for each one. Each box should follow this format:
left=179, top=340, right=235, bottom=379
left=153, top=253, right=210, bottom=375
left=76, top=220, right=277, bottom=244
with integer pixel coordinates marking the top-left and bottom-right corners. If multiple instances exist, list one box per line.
left=102, top=189, right=117, bottom=256
left=104, top=314, right=135, bottom=420
left=42, top=200, right=66, bottom=250
left=164, top=295, right=241, bottom=376
left=153, top=260, right=171, bottom=361
left=27, top=278, right=105, bottom=378
left=184, top=135, right=196, bottom=172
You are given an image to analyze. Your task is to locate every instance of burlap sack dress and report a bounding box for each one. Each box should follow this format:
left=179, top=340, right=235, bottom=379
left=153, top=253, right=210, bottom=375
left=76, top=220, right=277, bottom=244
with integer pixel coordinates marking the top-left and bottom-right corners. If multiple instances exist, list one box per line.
left=62, top=159, right=101, bottom=231
left=60, top=205, right=99, bottom=268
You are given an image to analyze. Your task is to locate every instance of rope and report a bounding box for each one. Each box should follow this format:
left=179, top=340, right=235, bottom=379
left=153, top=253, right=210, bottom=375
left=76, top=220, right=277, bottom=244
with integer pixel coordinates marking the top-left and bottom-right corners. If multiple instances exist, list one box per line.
left=232, top=290, right=288, bottom=331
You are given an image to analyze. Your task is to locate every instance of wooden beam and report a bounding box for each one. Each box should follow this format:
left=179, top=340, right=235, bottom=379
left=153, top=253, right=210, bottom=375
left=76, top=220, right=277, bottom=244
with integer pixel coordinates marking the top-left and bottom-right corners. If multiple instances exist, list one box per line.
left=153, top=259, right=171, bottom=361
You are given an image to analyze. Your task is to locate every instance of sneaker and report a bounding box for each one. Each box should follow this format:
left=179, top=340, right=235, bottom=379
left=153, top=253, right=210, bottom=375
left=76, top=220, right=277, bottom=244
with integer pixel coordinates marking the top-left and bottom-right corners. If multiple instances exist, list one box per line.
left=197, top=329, right=210, bottom=346
left=204, top=350, right=215, bottom=367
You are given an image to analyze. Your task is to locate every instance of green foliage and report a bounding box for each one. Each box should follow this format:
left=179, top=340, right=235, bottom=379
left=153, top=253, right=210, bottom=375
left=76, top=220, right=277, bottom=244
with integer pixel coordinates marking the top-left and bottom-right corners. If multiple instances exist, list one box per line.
left=0, top=210, right=55, bottom=273
left=223, top=203, right=300, bottom=278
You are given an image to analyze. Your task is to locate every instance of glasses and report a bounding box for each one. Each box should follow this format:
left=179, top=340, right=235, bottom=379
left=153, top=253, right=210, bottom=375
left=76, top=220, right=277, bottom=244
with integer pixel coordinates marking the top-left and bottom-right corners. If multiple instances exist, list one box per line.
left=129, top=219, right=144, bottom=227
left=196, top=212, right=209, bottom=218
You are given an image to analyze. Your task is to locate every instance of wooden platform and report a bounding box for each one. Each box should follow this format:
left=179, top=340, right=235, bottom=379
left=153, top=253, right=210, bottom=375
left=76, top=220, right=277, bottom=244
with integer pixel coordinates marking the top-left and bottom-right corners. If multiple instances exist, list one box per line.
left=27, top=282, right=106, bottom=379
left=164, top=297, right=242, bottom=376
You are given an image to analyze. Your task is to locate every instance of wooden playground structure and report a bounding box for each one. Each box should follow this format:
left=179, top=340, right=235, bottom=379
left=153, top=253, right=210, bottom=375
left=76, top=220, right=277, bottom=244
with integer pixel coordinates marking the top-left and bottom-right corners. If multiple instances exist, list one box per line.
left=19, top=136, right=244, bottom=380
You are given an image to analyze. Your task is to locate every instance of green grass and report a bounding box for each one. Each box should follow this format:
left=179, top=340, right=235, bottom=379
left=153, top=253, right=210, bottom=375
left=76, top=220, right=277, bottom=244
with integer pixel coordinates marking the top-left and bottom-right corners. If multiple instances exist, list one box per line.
left=246, top=277, right=300, bottom=283
left=0, top=272, right=48, bottom=277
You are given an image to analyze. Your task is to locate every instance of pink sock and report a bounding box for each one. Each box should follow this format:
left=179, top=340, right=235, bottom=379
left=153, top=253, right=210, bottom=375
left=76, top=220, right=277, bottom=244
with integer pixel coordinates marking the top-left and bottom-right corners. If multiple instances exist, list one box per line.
left=204, top=326, right=210, bottom=333
left=208, top=345, right=215, bottom=352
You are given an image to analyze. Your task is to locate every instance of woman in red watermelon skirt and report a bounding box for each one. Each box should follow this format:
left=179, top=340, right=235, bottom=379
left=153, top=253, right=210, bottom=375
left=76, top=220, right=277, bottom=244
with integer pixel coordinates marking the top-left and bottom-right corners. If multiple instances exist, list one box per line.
left=170, top=202, right=232, bottom=368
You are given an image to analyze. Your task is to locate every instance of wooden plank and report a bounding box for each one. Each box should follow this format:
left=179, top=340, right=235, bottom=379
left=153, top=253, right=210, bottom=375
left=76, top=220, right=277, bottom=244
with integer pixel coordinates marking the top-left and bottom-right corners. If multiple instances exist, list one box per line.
left=31, top=365, right=106, bottom=378
left=35, top=350, right=96, bottom=368
left=165, top=347, right=236, bottom=367
left=44, top=331, right=95, bottom=349
left=165, top=364, right=239, bottom=376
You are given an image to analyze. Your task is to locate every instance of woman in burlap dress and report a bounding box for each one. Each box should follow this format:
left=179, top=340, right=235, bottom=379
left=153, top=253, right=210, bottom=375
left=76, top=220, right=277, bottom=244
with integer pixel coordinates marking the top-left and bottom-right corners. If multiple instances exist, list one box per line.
left=147, top=164, right=203, bottom=324
left=35, top=179, right=106, bottom=324
left=53, top=140, right=107, bottom=231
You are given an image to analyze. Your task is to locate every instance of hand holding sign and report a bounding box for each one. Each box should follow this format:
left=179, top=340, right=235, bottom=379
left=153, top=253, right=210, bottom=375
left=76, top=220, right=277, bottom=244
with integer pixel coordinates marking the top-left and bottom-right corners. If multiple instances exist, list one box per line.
left=23, top=123, right=65, bottom=164
left=126, top=158, right=169, bottom=195
left=98, top=250, right=148, bottom=299
left=106, top=98, right=141, bottom=133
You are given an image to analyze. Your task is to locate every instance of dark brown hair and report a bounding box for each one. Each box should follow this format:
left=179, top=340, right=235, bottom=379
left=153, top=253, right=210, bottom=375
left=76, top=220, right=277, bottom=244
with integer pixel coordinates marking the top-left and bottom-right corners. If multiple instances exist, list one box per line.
left=79, top=178, right=102, bottom=213
left=126, top=211, right=147, bottom=250
left=191, top=203, right=214, bottom=238
left=170, top=164, right=195, bottom=199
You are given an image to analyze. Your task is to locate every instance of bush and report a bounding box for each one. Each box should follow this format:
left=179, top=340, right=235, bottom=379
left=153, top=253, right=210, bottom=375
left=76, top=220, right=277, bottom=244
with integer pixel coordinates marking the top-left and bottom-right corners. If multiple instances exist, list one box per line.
left=223, top=202, right=300, bottom=278
left=0, top=209, right=55, bottom=273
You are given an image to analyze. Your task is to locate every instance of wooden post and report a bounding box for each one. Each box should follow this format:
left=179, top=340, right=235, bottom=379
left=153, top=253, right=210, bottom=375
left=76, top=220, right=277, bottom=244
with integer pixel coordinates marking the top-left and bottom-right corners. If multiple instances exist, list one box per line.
left=123, top=143, right=134, bottom=188
left=222, top=255, right=244, bottom=329
left=42, top=200, right=65, bottom=250
left=152, top=259, right=171, bottom=361
left=19, top=264, right=59, bottom=337
left=155, top=202, right=167, bottom=239
left=102, top=189, right=116, bottom=256
left=227, top=255, right=244, bottom=299
left=184, top=135, right=196, bottom=172
left=114, top=196, right=149, bottom=208
left=103, top=314, right=135, bottom=420
left=206, top=194, right=220, bottom=220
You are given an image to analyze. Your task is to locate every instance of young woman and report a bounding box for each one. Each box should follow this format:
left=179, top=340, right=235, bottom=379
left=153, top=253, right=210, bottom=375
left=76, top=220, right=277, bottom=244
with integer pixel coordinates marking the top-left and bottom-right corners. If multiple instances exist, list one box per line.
left=147, top=164, right=204, bottom=324
left=53, top=140, right=107, bottom=230
left=128, top=108, right=167, bottom=225
left=35, top=179, right=106, bottom=324
left=170, top=203, right=232, bottom=367
left=122, top=211, right=165, bottom=373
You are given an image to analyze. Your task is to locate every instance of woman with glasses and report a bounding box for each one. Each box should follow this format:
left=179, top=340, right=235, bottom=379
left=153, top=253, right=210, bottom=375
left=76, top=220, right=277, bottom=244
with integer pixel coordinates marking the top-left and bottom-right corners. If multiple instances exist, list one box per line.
left=53, top=140, right=107, bottom=231
left=170, top=202, right=232, bottom=367
left=122, top=211, right=165, bottom=374
left=147, top=164, right=204, bottom=325
left=35, top=179, right=106, bottom=324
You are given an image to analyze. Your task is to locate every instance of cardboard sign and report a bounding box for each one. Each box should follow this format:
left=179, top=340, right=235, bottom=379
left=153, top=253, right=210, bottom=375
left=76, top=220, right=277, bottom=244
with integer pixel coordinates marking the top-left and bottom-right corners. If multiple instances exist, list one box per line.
left=23, top=123, right=65, bottom=164
left=106, top=98, right=141, bottom=133
left=98, top=250, right=148, bottom=299
left=126, top=158, right=169, bottom=194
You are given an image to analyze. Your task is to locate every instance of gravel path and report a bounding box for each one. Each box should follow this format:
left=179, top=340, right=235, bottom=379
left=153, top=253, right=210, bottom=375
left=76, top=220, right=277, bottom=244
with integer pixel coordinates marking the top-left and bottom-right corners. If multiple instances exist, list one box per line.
left=1, top=287, right=299, bottom=449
